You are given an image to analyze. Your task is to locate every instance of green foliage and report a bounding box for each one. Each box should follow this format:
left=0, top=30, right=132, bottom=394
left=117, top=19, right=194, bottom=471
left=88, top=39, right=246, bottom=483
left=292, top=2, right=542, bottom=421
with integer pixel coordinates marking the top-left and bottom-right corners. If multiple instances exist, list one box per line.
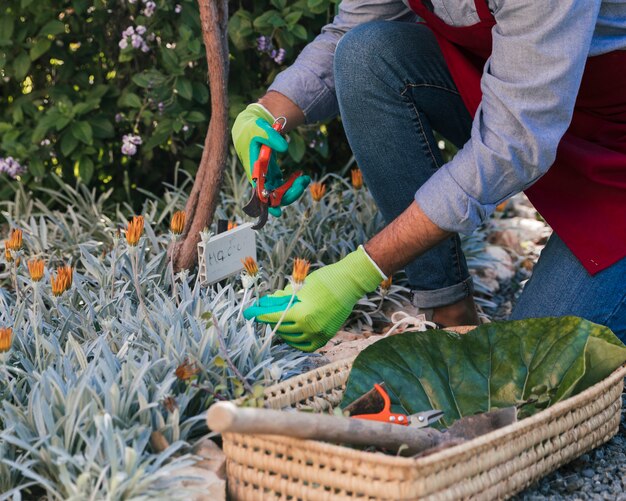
left=341, top=317, right=626, bottom=427
left=0, top=0, right=347, bottom=205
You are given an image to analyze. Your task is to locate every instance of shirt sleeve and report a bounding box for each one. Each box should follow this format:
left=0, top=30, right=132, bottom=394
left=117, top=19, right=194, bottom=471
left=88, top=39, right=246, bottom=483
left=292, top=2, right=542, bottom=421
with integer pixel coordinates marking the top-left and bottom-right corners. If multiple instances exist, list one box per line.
left=414, top=0, right=602, bottom=234
left=268, top=0, right=415, bottom=124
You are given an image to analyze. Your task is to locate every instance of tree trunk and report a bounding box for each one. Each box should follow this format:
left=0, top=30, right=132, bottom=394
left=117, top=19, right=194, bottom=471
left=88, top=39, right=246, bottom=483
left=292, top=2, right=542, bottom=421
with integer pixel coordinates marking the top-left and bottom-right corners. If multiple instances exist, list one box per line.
left=171, top=0, right=229, bottom=271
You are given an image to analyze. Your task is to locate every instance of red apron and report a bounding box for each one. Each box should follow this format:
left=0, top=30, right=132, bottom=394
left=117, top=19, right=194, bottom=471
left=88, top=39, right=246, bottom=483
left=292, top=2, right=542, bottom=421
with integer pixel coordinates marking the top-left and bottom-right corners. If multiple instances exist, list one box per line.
left=408, top=0, right=626, bottom=274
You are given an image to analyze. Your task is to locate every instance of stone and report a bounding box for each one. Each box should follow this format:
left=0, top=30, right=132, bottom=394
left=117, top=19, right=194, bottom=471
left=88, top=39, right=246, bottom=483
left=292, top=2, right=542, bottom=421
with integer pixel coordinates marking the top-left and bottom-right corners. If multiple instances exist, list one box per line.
left=487, top=229, right=524, bottom=254
left=169, top=466, right=225, bottom=501
left=564, top=475, right=584, bottom=493
left=192, top=437, right=227, bottom=480
left=473, top=245, right=515, bottom=286
left=583, top=469, right=596, bottom=478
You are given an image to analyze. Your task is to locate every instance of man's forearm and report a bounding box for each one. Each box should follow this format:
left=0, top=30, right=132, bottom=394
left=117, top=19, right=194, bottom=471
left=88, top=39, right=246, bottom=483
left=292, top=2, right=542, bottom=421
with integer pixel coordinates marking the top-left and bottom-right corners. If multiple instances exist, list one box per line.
left=364, top=201, right=451, bottom=276
left=258, top=91, right=305, bottom=133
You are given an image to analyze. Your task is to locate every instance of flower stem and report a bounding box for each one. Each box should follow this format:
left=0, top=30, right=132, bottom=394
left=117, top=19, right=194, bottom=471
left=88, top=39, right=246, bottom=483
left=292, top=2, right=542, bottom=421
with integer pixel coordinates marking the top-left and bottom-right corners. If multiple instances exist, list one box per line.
left=110, top=247, right=117, bottom=301
left=131, top=248, right=156, bottom=332
left=237, top=288, right=249, bottom=322
left=11, top=260, right=20, bottom=306
left=33, top=283, right=42, bottom=370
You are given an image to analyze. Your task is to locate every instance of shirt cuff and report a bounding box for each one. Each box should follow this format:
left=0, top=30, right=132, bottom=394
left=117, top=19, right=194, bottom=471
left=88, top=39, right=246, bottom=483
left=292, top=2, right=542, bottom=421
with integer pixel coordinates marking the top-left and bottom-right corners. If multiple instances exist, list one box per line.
left=414, top=165, right=496, bottom=235
left=269, top=70, right=338, bottom=124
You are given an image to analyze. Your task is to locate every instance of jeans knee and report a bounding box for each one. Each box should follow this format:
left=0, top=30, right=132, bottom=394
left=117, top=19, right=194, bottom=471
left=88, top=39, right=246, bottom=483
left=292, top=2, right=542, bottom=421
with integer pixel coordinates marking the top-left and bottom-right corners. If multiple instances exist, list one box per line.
left=335, top=21, right=396, bottom=98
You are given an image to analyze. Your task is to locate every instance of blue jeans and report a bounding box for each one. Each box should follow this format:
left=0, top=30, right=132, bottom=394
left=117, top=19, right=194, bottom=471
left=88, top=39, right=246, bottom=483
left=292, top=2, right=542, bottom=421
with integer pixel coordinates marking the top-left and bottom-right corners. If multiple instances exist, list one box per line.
left=334, top=20, right=626, bottom=343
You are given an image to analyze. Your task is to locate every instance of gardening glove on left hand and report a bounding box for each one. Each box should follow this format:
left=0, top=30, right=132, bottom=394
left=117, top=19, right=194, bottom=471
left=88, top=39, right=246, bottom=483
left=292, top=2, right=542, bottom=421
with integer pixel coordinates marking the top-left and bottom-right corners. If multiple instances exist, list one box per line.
left=243, top=246, right=385, bottom=352
left=232, top=103, right=310, bottom=217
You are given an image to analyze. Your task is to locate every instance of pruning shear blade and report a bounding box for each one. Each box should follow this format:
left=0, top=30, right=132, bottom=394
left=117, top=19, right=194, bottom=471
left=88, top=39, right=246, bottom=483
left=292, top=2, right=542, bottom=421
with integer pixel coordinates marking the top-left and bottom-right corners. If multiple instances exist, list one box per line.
left=407, top=409, right=445, bottom=428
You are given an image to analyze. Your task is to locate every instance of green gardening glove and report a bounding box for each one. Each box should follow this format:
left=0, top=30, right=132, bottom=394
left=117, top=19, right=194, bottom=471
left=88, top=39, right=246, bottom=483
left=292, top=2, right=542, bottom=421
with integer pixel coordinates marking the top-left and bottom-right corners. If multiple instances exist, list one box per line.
left=243, top=246, right=385, bottom=352
left=232, top=103, right=310, bottom=217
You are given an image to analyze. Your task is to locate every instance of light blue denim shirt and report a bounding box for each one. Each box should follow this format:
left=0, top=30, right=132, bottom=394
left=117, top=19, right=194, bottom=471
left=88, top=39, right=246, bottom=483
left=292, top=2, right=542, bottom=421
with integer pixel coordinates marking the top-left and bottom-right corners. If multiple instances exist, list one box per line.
left=269, top=0, right=626, bottom=234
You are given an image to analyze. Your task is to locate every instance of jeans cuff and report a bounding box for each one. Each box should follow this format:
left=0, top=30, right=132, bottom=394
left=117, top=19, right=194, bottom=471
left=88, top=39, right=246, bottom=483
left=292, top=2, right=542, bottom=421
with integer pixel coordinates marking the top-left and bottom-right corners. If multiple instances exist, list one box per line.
left=411, top=276, right=474, bottom=309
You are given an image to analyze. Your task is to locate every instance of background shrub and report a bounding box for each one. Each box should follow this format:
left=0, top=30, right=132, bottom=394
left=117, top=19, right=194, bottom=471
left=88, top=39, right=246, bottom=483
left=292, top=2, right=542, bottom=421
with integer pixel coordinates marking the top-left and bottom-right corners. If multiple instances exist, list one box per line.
left=0, top=0, right=350, bottom=207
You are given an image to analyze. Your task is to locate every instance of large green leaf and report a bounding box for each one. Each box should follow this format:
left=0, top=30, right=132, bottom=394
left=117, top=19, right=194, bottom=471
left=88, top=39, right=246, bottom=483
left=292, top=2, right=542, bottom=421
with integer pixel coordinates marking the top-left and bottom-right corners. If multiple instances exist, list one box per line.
left=341, top=317, right=626, bottom=427
left=29, top=39, right=52, bottom=61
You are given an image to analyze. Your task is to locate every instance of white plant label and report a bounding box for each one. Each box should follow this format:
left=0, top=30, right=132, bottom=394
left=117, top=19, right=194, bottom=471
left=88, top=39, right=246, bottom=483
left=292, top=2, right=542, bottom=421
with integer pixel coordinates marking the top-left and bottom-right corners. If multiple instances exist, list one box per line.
left=198, top=223, right=257, bottom=285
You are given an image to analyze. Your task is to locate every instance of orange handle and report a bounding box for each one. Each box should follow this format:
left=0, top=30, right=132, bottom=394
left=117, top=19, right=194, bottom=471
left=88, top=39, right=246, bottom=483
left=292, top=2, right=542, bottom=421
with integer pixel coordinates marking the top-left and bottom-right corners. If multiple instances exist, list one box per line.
left=351, top=384, right=410, bottom=426
left=252, top=121, right=285, bottom=203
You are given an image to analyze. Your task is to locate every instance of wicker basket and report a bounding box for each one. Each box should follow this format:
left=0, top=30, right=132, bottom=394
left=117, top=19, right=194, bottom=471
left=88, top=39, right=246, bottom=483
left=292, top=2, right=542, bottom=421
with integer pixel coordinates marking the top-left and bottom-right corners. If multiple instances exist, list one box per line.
left=223, top=358, right=626, bottom=500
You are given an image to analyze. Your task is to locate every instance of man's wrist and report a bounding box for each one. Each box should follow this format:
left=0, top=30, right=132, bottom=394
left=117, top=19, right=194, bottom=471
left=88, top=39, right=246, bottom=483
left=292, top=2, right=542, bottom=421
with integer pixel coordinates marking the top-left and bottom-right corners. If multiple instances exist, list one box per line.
left=365, top=201, right=451, bottom=276
left=258, top=91, right=306, bottom=132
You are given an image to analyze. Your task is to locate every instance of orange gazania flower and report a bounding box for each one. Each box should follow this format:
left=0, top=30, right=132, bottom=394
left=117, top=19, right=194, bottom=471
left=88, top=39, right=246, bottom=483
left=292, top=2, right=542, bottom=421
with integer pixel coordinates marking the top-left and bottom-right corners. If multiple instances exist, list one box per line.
left=175, top=359, right=200, bottom=381
left=351, top=168, right=363, bottom=190
left=6, top=228, right=23, bottom=252
left=28, top=259, right=45, bottom=282
left=4, top=241, right=12, bottom=263
left=0, top=327, right=13, bottom=353
left=292, top=258, right=310, bottom=285
left=227, top=221, right=238, bottom=231
left=51, top=265, right=73, bottom=296
left=125, top=215, right=144, bottom=246
left=170, top=211, right=185, bottom=235
left=380, top=276, right=392, bottom=291
left=241, top=256, right=259, bottom=276
left=126, top=216, right=144, bottom=247
left=309, top=182, right=326, bottom=202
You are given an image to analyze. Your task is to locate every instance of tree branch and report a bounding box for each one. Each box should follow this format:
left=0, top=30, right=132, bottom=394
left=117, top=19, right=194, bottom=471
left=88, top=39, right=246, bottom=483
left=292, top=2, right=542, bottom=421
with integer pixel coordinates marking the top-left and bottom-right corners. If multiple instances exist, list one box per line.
left=171, top=0, right=229, bottom=271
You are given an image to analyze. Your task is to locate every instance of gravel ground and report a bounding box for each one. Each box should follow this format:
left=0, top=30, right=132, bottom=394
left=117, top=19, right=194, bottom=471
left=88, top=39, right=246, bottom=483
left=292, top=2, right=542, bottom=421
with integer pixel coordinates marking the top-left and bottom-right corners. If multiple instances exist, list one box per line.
left=515, top=389, right=626, bottom=500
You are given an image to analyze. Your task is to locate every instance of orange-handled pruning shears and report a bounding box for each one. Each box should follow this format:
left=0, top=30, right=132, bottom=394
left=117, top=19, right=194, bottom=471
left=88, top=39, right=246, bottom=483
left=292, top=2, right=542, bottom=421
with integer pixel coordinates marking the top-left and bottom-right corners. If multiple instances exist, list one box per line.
left=350, top=383, right=444, bottom=428
left=242, top=117, right=303, bottom=230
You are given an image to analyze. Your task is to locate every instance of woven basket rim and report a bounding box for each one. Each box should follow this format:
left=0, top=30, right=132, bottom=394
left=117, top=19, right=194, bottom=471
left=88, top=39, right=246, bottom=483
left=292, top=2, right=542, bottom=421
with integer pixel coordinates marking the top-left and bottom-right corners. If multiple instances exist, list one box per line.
left=245, top=362, right=626, bottom=467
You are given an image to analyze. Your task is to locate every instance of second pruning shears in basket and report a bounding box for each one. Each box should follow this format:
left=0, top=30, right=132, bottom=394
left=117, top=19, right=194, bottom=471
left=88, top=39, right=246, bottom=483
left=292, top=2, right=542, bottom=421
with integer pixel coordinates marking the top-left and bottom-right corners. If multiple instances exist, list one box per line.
left=242, top=117, right=304, bottom=230
left=348, top=383, right=444, bottom=428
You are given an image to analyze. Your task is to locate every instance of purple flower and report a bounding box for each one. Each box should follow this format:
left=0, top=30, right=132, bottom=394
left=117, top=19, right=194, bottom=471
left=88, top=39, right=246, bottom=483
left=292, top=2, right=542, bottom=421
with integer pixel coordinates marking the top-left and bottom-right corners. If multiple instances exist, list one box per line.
left=174, top=4, right=182, bottom=13
left=131, top=34, right=143, bottom=49
left=126, top=134, right=142, bottom=145
left=0, top=157, right=26, bottom=179
left=143, top=1, right=156, bottom=17
left=257, top=36, right=270, bottom=53
left=147, top=32, right=156, bottom=42
left=121, top=143, right=137, bottom=156
left=269, top=49, right=277, bottom=59
left=182, top=125, right=189, bottom=132
left=115, top=113, right=124, bottom=123
left=157, top=102, right=165, bottom=113
left=121, top=134, right=142, bottom=156
left=40, top=139, right=51, bottom=147
left=273, top=48, right=286, bottom=64
left=120, top=25, right=150, bottom=53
